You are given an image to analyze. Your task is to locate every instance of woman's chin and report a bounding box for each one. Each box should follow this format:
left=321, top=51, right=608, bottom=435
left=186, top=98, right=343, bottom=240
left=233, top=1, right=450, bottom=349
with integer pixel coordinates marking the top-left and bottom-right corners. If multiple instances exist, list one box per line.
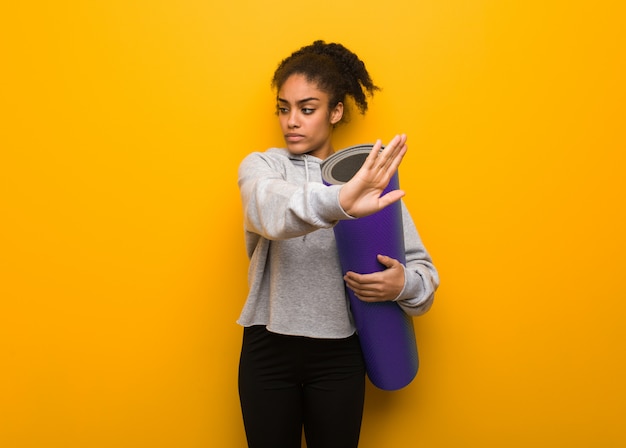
left=285, top=142, right=308, bottom=155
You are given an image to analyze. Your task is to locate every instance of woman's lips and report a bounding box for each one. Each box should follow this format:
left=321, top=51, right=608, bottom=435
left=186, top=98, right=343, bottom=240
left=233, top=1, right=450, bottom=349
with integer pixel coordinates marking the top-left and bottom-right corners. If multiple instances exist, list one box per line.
left=285, top=133, right=305, bottom=143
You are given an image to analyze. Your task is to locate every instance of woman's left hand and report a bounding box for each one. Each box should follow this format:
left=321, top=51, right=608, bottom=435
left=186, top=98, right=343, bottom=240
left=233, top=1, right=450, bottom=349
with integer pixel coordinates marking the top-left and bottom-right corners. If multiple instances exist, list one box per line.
left=343, top=254, right=405, bottom=302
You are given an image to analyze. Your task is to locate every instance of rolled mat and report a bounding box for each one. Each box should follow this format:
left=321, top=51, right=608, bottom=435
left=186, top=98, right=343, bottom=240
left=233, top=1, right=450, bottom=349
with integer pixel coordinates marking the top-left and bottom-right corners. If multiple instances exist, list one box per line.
left=321, top=144, right=419, bottom=391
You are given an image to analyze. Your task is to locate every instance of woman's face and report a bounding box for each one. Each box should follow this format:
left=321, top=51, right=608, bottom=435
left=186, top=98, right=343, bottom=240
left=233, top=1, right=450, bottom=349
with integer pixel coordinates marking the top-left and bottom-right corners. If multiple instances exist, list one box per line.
left=276, top=74, right=343, bottom=160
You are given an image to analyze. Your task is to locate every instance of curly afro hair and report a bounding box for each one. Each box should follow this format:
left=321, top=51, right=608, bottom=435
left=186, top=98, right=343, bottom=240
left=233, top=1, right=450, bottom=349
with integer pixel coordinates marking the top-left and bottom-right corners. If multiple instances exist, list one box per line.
left=272, top=40, right=380, bottom=123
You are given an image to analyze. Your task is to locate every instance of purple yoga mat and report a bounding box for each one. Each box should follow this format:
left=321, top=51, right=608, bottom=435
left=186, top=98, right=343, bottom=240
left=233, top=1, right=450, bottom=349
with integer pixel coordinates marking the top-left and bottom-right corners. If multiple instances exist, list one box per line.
left=321, top=144, right=418, bottom=391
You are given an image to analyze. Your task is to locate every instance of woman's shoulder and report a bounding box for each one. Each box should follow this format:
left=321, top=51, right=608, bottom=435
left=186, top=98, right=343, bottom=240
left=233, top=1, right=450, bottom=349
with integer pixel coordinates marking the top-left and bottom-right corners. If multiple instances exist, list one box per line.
left=241, top=147, right=290, bottom=163
left=240, top=147, right=305, bottom=169
left=238, top=148, right=295, bottom=178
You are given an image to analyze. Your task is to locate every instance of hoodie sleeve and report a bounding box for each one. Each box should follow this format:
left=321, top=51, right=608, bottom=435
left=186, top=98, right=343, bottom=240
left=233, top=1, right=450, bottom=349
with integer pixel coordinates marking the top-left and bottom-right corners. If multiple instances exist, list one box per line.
left=238, top=151, right=352, bottom=240
left=393, top=203, right=440, bottom=316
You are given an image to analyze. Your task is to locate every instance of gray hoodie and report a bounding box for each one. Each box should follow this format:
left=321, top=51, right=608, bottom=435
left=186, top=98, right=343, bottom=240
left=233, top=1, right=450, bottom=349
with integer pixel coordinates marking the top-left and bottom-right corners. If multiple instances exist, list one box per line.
left=237, top=147, right=439, bottom=339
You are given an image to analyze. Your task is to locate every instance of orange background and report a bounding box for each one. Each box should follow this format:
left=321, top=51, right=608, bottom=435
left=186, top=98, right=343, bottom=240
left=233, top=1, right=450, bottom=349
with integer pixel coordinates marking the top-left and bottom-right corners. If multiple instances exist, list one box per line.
left=2, top=1, right=625, bottom=446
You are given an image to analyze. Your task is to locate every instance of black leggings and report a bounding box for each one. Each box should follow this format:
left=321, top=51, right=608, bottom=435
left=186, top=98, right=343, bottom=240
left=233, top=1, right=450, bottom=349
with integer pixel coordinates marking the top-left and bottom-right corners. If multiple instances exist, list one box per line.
left=238, top=325, right=366, bottom=448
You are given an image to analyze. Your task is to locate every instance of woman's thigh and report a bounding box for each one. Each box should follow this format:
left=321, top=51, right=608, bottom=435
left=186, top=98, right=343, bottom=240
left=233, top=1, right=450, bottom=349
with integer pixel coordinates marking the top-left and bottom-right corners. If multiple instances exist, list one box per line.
left=302, top=334, right=366, bottom=448
left=238, top=326, right=304, bottom=448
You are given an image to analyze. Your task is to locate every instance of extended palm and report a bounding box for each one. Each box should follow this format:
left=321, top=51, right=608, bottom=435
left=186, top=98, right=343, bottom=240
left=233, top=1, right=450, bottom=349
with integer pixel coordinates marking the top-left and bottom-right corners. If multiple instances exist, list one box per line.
left=339, top=134, right=408, bottom=218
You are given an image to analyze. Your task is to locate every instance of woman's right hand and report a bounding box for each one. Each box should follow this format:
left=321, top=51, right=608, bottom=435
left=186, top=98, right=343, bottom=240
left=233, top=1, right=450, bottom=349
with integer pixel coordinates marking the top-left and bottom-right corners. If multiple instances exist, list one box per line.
left=338, top=134, right=408, bottom=218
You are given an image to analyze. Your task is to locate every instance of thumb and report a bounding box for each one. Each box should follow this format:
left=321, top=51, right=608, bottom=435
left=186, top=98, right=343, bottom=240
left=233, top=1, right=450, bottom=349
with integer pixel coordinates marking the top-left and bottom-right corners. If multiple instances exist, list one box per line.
left=377, top=254, right=399, bottom=269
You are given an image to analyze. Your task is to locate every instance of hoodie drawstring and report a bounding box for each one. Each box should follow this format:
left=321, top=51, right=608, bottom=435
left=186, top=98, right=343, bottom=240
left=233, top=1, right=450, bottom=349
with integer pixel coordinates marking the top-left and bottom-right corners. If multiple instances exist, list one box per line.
left=302, top=155, right=309, bottom=242
left=303, top=154, right=310, bottom=183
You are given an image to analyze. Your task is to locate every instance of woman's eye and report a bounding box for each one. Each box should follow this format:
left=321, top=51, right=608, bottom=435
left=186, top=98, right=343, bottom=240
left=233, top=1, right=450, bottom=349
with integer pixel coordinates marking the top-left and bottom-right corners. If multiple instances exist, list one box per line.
left=277, top=107, right=289, bottom=114
left=302, top=108, right=315, bottom=115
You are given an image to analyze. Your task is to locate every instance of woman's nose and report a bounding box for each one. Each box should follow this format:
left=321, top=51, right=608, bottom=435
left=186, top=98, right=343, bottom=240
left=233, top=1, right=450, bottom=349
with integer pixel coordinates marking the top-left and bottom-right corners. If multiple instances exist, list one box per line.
left=288, top=111, right=299, bottom=128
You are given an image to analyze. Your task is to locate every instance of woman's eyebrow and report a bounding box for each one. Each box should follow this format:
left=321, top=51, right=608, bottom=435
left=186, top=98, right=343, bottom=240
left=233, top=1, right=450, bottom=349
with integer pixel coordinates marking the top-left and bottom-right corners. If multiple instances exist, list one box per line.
left=277, top=97, right=321, bottom=105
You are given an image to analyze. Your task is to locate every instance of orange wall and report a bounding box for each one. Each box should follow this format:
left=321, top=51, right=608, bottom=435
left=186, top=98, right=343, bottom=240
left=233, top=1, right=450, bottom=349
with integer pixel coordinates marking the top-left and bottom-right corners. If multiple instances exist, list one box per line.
left=2, top=1, right=625, bottom=447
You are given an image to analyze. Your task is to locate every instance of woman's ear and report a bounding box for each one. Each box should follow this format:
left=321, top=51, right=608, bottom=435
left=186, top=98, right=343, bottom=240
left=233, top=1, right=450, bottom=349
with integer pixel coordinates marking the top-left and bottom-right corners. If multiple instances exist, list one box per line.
left=330, top=102, right=344, bottom=125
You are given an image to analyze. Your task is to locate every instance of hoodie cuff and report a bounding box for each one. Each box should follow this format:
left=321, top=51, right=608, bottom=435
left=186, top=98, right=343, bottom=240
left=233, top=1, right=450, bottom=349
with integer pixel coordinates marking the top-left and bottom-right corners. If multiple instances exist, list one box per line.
left=311, top=184, right=356, bottom=223
left=393, top=265, right=419, bottom=302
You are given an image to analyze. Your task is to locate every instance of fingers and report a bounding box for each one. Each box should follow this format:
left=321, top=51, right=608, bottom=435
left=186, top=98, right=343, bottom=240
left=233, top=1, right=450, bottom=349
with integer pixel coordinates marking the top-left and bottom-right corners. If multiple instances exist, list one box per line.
left=374, top=135, right=407, bottom=207
left=377, top=189, right=406, bottom=209
left=381, top=134, right=407, bottom=173
left=364, top=138, right=384, bottom=166
left=364, top=134, right=407, bottom=173
left=382, top=134, right=407, bottom=160
left=377, top=254, right=397, bottom=268
left=377, top=135, right=408, bottom=187
left=343, top=271, right=385, bottom=301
